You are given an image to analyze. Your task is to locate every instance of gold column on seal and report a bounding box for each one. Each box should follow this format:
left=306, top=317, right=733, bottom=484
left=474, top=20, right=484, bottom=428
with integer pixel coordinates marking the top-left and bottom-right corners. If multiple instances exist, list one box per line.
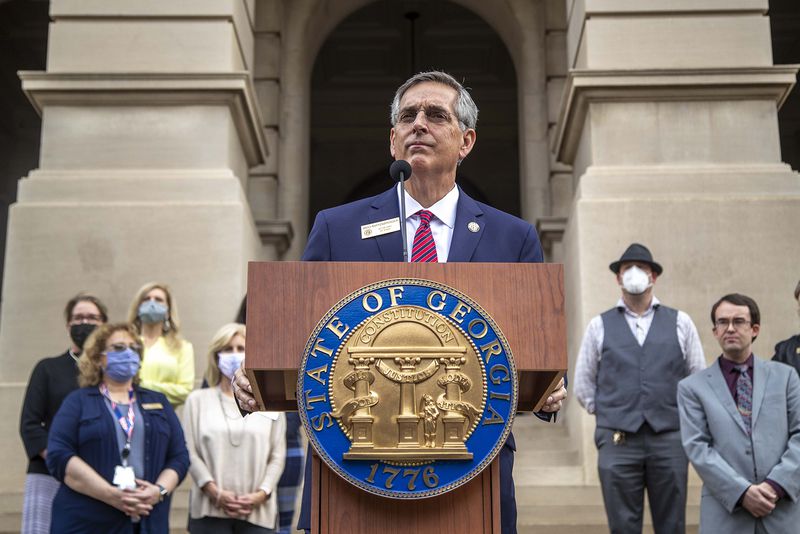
left=439, top=356, right=469, bottom=448
left=395, top=356, right=422, bottom=448
left=348, top=355, right=375, bottom=447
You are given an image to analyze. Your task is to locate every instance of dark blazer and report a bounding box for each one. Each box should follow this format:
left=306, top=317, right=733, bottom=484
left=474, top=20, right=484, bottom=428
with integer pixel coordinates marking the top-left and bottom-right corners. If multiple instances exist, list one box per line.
left=297, top=185, right=545, bottom=534
left=19, top=351, right=79, bottom=475
left=47, top=386, right=189, bottom=534
left=303, top=184, right=544, bottom=263
left=773, top=334, right=800, bottom=377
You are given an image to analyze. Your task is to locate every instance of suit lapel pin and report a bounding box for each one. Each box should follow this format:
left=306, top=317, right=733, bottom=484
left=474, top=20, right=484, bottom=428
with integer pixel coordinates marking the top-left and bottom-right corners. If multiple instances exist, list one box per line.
left=467, top=221, right=480, bottom=233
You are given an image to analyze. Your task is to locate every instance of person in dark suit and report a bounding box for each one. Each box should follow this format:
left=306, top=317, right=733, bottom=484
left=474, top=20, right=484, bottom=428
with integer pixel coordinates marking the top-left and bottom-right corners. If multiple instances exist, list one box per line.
left=772, top=279, right=800, bottom=376
left=234, top=70, right=567, bottom=534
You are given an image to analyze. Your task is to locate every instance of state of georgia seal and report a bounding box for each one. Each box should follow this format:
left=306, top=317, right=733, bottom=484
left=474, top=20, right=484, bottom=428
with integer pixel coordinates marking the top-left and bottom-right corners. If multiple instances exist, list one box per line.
left=297, top=279, right=518, bottom=499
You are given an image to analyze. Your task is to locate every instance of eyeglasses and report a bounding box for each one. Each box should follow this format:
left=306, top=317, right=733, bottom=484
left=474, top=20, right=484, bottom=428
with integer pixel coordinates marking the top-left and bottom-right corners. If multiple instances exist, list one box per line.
left=70, top=314, right=104, bottom=324
left=714, top=318, right=751, bottom=331
left=397, top=106, right=455, bottom=125
left=103, top=343, right=143, bottom=355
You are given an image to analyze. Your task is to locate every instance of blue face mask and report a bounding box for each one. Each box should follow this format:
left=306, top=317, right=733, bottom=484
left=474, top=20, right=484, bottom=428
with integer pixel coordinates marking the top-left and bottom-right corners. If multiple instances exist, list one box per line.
left=104, top=348, right=141, bottom=382
left=138, top=300, right=168, bottom=324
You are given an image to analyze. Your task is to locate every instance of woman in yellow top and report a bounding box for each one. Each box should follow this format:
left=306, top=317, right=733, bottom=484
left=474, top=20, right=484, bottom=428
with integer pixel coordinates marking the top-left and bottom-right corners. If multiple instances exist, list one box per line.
left=127, top=282, right=194, bottom=407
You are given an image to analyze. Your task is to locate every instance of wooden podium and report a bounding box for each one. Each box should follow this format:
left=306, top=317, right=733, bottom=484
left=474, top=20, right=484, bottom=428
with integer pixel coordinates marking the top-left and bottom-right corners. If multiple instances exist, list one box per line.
left=246, top=261, right=566, bottom=534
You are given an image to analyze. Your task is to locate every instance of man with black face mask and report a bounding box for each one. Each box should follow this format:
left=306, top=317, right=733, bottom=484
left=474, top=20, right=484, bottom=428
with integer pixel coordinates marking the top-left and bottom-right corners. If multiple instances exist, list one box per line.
left=573, top=243, right=706, bottom=534
left=19, top=294, right=108, bottom=534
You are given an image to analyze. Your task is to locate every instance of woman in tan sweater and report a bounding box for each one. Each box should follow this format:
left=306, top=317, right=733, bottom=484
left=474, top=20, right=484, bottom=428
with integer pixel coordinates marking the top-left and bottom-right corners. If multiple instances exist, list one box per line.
left=181, top=323, right=286, bottom=533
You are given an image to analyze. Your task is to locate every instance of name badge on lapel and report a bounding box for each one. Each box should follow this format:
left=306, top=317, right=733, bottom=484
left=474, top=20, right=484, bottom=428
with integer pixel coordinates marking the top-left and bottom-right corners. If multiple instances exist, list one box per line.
left=361, top=218, right=400, bottom=239
left=141, top=402, right=164, bottom=410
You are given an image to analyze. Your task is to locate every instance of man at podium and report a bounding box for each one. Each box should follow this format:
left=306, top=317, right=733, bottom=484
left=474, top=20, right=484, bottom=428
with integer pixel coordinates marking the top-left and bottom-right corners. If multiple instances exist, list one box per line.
left=234, top=70, right=567, bottom=534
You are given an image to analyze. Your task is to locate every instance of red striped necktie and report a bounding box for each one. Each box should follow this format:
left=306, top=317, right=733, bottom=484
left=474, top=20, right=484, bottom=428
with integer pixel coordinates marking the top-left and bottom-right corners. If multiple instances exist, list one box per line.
left=410, top=210, right=438, bottom=263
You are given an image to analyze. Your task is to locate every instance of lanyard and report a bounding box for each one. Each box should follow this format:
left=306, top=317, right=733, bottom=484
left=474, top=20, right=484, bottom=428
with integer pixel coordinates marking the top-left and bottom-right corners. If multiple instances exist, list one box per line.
left=99, top=384, right=136, bottom=465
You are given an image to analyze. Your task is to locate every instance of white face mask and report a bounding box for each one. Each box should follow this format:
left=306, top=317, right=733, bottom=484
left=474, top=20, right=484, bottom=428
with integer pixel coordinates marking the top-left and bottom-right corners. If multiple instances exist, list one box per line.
left=217, top=352, right=245, bottom=380
left=621, top=266, right=652, bottom=295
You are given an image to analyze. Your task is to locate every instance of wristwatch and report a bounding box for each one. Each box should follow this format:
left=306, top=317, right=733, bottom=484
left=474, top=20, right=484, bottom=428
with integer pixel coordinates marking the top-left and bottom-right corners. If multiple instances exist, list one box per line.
left=157, top=484, right=169, bottom=502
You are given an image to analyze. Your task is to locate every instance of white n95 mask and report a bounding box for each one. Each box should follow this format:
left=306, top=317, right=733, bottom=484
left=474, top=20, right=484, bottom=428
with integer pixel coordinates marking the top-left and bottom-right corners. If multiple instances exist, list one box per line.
left=621, top=266, right=652, bottom=295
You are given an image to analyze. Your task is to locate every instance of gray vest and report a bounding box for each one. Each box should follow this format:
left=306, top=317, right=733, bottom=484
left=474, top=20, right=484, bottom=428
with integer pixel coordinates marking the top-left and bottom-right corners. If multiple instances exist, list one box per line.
left=596, top=305, right=686, bottom=433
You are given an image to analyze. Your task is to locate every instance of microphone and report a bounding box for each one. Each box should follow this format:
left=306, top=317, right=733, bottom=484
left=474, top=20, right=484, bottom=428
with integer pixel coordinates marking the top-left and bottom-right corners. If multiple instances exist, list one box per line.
left=389, top=159, right=412, bottom=183
left=389, top=160, right=412, bottom=262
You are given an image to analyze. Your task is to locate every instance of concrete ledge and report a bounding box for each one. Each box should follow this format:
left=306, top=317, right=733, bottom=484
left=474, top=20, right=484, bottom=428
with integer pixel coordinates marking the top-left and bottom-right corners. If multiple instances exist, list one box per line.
left=51, top=0, right=244, bottom=17
left=49, top=0, right=254, bottom=69
left=18, top=170, right=246, bottom=203
left=582, top=0, right=766, bottom=16
left=567, top=0, right=768, bottom=68
left=255, top=220, right=293, bottom=253
left=553, top=66, right=800, bottom=163
left=536, top=216, right=568, bottom=256
left=18, top=71, right=268, bottom=166
left=576, top=164, right=800, bottom=199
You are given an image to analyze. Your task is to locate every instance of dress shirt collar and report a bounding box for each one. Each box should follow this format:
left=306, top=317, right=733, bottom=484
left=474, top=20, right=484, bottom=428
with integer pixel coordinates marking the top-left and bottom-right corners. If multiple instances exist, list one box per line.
left=616, top=295, right=660, bottom=317
left=397, top=182, right=459, bottom=228
left=718, top=353, right=755, bottom=398
left=719, top=353, right=754, bottom=374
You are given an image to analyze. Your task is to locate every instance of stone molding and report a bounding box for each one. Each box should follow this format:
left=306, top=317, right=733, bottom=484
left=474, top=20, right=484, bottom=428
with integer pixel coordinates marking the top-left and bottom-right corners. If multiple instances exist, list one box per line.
left=552, top=66, right=800, bottom=163
left=19, top=71, right=268, bottom=167
left=49, top=0, right=256, bottom=70
left=536, top=216, right=567, bottom=255
left=255, top=219, right=293, bottom=252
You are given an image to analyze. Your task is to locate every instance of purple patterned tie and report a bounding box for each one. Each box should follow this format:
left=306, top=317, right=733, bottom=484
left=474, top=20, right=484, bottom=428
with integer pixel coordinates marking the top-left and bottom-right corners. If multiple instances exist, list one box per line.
left=735, top=364, right=752, bottom=435
left=410, top=210, right=438, bottom=263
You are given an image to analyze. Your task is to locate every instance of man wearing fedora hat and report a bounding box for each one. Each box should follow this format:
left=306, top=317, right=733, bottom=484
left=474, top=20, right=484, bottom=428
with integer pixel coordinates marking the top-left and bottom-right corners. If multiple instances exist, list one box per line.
left=574, top=243, right=706, bottom=533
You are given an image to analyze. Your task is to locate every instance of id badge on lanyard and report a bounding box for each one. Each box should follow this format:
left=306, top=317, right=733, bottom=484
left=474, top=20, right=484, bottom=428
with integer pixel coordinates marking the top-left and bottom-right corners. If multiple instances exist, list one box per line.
left=101, top=384, right=138, bottom=490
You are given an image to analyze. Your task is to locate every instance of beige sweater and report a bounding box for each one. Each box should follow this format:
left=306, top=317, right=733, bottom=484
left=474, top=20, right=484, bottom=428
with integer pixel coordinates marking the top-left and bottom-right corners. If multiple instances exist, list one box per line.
left=181, top=387, right=286, bottom=529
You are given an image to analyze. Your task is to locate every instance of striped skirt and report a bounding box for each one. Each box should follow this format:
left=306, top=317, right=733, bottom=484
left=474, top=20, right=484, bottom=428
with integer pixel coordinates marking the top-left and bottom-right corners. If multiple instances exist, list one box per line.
left=22, top=473, right=60, bottom=534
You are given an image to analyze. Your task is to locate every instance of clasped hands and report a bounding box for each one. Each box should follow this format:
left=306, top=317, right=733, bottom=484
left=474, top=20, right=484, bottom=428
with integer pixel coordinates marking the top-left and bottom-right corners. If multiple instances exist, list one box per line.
left=110, top=478, right=161, bottom=518
left=202, top=481, right=268, bottom=518
left=742, top=482, right=779, bottom=518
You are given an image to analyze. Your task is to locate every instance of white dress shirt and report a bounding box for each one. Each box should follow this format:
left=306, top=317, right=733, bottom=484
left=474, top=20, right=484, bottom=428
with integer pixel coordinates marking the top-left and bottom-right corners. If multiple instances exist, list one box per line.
left=397, top=183, right=459, bottom=262
left=573, top=296, right=706, bottom=414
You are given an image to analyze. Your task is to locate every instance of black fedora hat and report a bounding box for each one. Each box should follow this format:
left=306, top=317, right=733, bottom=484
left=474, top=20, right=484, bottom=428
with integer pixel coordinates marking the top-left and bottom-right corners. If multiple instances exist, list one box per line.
left=609, top=243, right=663, bottom=275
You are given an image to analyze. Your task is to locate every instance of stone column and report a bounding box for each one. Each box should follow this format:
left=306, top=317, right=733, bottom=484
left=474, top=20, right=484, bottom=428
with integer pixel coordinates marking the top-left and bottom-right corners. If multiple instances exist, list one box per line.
left=0, top=0, right=271, bottom=494
left=554, top=0, right=800, bottom=483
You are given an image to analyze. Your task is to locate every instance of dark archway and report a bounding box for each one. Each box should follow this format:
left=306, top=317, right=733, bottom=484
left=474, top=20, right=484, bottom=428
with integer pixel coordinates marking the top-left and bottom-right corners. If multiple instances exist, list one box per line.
left=0, top=0, right=49, bottom=297
left=770, top=0, right=800, bottom=171
left=309, top=0, right=519, bottom=226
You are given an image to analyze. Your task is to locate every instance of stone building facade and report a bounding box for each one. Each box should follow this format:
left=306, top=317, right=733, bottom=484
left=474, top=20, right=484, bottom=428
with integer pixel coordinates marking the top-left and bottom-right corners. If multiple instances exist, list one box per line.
left=1, top=0, right=798, bottom=530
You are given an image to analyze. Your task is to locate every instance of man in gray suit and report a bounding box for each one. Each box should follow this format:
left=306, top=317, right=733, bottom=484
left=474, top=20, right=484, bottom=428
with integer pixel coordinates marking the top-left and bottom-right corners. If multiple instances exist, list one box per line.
left=678, top=293, right=800, bottom=533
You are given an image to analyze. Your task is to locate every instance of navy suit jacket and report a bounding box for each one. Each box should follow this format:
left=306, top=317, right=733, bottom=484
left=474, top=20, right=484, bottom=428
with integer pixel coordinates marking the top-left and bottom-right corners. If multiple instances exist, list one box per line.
left=47, top=387, right=189, bottom=534
left=297, top=185, right=545, bottom=533
left=302, top=184, right=544, bottom=263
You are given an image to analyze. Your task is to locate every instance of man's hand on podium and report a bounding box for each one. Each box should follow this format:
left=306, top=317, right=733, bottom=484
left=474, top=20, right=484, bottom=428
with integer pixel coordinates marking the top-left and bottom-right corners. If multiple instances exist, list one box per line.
left=232, top=365, right=257, bottom=412
left=231, top=365, right=566, bottom=415
left=540, top=377, right=566, bottom=413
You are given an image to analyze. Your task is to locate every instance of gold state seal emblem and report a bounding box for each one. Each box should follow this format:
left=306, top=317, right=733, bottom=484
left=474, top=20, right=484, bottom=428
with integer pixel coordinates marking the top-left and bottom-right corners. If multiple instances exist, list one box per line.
left=330, top=304, right=485, bottom=461
left=298, top=279, right=517, bottom=498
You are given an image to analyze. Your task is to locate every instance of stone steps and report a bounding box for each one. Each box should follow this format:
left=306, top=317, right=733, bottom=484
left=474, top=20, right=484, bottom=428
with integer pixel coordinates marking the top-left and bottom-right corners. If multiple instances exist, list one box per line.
left=520, top=527, right=700, bottom=534
left=510, top=416, right=701, bottom=533
left=511, top=415, right=584, bottom=485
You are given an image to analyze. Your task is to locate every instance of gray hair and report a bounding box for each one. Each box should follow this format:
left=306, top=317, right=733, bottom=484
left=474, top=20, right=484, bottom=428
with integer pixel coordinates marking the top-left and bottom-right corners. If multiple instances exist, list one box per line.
left=390, top=71, right=479, bottom=131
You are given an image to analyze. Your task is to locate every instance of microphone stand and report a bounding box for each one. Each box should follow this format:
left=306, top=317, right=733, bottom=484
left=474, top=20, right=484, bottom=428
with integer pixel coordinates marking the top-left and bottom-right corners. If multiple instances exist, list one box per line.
left=399, top=171, right=409, bottom=262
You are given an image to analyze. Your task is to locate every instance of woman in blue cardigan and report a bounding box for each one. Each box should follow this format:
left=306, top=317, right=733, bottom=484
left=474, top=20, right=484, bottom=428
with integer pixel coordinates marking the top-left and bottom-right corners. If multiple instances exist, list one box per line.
left=47, top=323, right=190, bottom=533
